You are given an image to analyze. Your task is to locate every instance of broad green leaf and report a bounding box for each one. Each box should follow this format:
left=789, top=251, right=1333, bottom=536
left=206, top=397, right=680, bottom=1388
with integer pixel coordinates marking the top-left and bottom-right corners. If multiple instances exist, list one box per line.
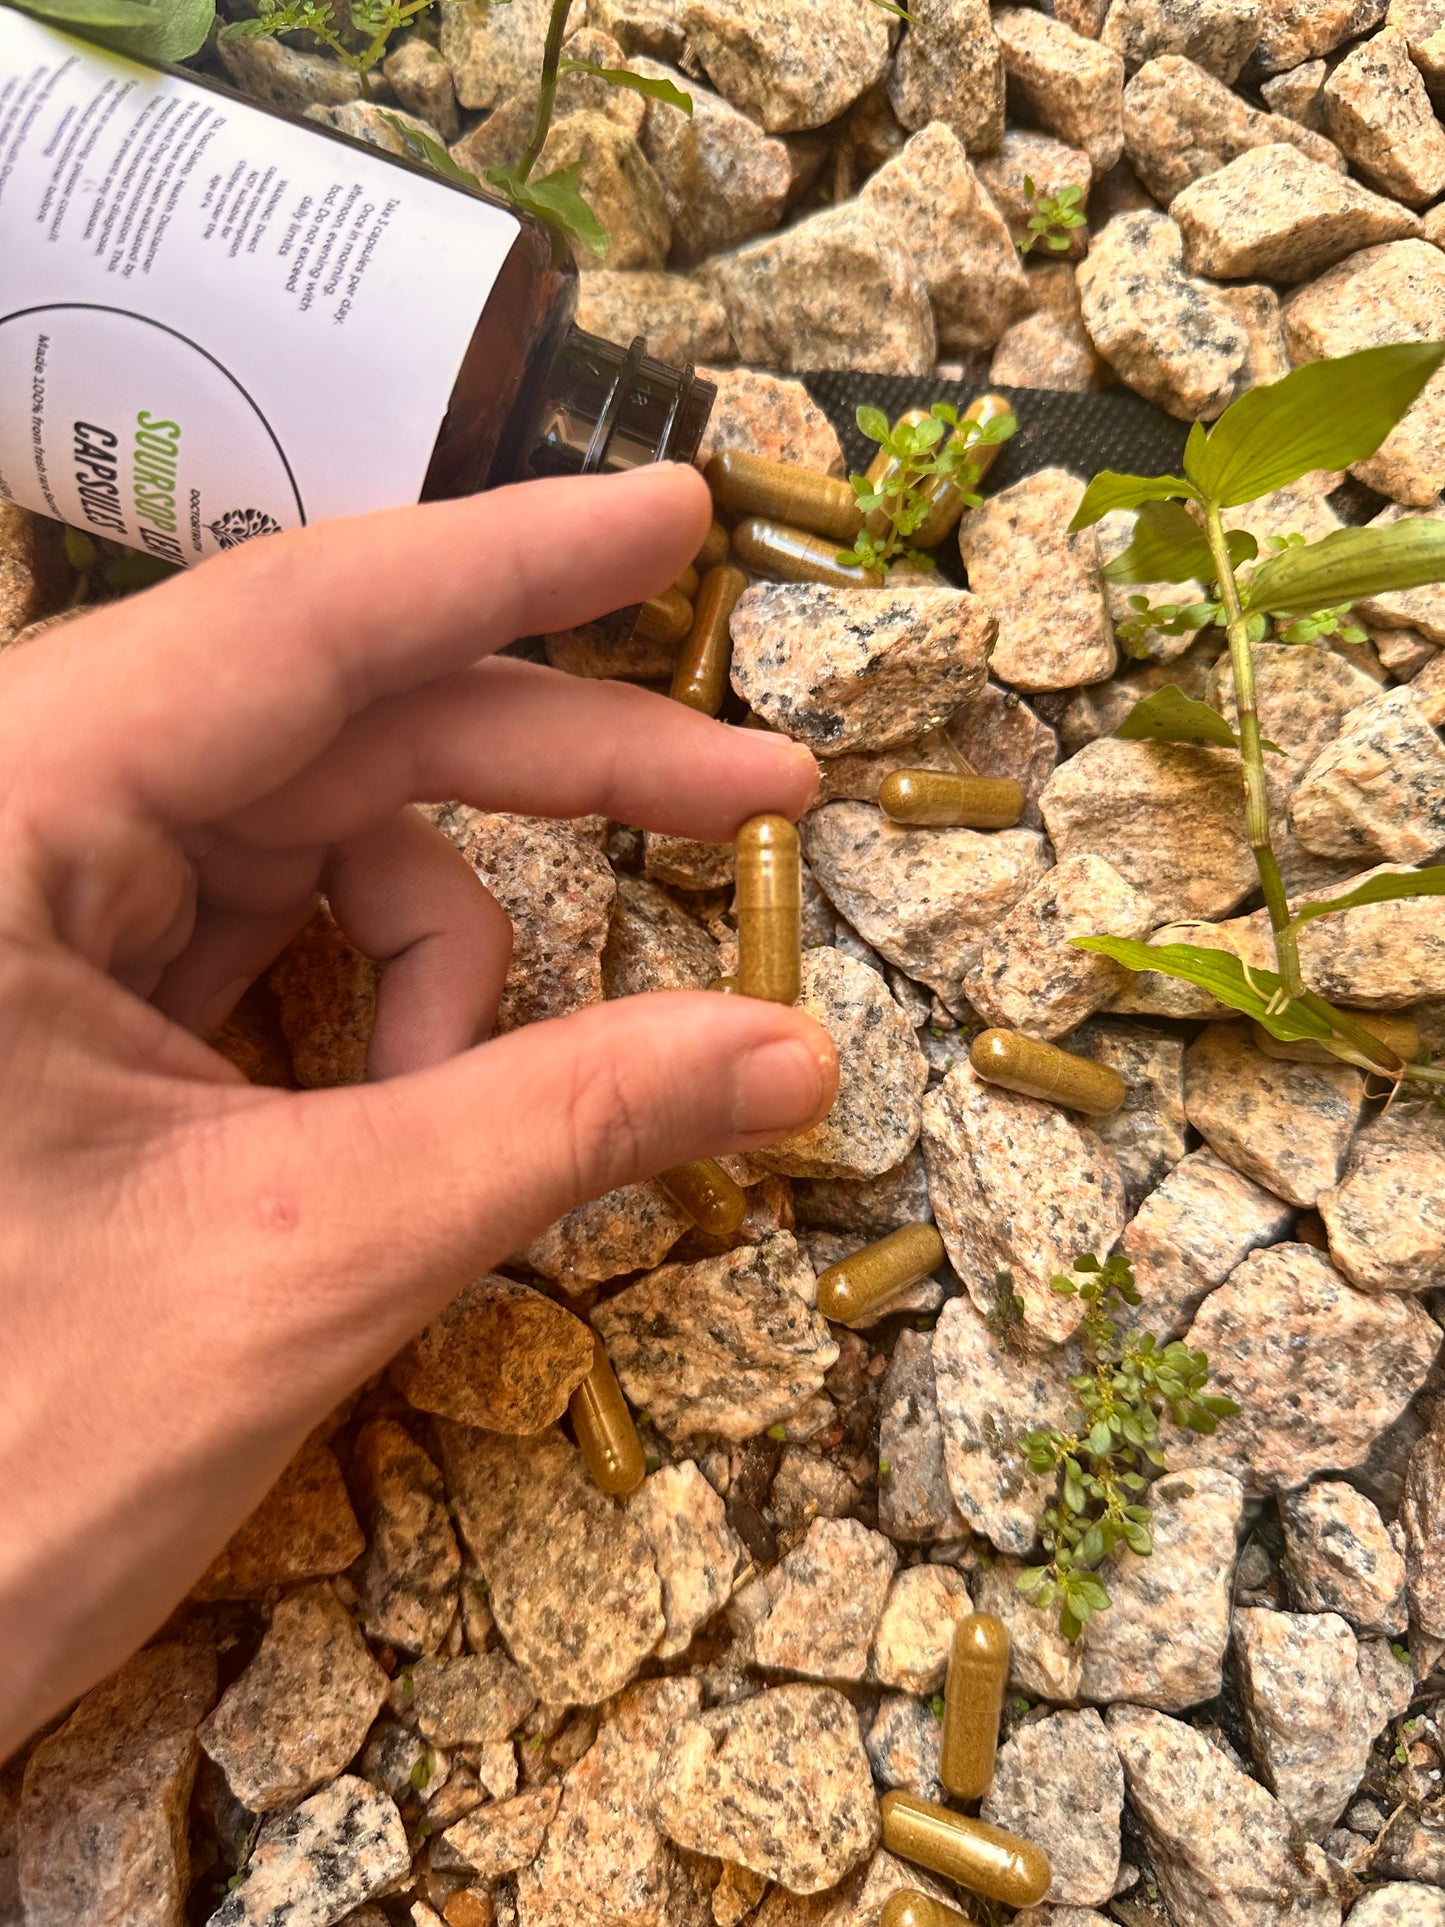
left=1185, top=343, right=1445, bottom=507
left=1069, top=470, right=1199, bottom=529
left=1244, top=518, right=1445, bottom=616
left=557, top=58, right=692, bottom=113
left=1101, top=500, right=1257, bottom=586
left=1072, top=937, right=1345, bottom=1050
left=1114, top=685, right=1244, bottom=751
left=1291, top=865, right=1445, bottom=928
left=856, top=403, right=892, bottom=445
left=486, top=160, right=608, bottom=256
left=12, top=0, right=215, bottom=55
left=385, top=115, right=482, bottom=188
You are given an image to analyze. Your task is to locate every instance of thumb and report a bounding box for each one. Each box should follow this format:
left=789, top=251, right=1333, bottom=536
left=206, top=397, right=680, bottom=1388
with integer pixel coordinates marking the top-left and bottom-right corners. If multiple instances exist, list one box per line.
left=228, top=990, right=837, bottom=1374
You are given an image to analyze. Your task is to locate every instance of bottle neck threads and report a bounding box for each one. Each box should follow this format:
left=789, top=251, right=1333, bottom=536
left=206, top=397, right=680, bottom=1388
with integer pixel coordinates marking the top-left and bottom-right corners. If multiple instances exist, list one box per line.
left=526, top=327, right=716, bottom=479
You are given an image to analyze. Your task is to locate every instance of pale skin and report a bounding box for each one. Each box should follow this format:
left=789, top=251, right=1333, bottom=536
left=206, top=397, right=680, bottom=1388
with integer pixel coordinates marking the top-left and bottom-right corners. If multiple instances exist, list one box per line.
left=0, top=462, right=839, bottom=1761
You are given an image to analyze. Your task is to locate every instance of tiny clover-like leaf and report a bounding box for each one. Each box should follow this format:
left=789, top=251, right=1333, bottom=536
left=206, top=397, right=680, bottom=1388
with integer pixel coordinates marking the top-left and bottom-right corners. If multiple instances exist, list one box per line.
left=558, top=58, right=693, bottom=113
left=1244, top=518, right=1445, bottom=618
left=1070, top=470, right=1199, bottom=529
left=855, top=403, right=892, bottom=446
left=1290, top=865, right=1445, bottom=929
left=1114, top=684, right=1251, bottom=753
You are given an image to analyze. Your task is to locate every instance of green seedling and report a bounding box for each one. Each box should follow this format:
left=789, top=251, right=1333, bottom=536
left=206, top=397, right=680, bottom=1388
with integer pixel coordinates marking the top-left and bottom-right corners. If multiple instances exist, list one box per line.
left=840, top=400, right=1017, bottom=575
left=1017, top=1253, right=1238, bottom=1641
left=223, top=0, right=436, bottom=93
left=1017, top=175, right=1086, bottom=256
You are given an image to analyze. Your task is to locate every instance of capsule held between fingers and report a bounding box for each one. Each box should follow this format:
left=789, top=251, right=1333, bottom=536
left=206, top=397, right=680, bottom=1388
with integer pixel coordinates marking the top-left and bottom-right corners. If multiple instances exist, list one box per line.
left=736, top=813, right=802, bottom=1005
left=1250, top=1013, right=1420, bottom=1068
left=940, top=1611, right=1010, bottom=1799
left=816, top=1222, right=946, bottom=1326
left=705, top=449, right=863, bottom=543
left=969, top=1028, right=1126, bottom=1118
left=570, top=1338, right=647, bottom=1496
left=731, top=516, right=884, bottom=590
left=880, top=1894, right=973, bottom=1927
left=635, top=586, right=693, bottom=646
left=880, top=1792, right=1051, bottom=1908
left=671, top=563, right=749, bottom=714
left=696, top=518, right=730, bottom=571
left=880, top=770, right=1026, bottom=830
left=658, top=1157, right=748, bottom=1236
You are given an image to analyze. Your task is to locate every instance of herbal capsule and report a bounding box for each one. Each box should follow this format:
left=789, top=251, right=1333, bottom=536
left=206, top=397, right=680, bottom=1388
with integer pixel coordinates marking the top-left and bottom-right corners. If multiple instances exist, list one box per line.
left=674, top=564, right=700, bottom=600
left=731, top=516, right=883, bottom=590
left=1250, top=1013, right=1420, bottom=1068
left=696, top=519, right=731, bottom=571
left=635, top=586, right=693, bottom=647
left=709, top=974, right=739, bottom=994
left=969, top=1028, right=1126, bottom=1119
left=880, top=770, right=1026, bottom=830
left=570, top=1337, right=646, bottom=1496
left=879, top=1792, right=1051, bottom=1908
left=816, top=1222, right=946, bottom=1326
left=671, top=563, right=749, bottom=714
left=922, top=392, right=1014, bottom=549
left=705, top=449, right=862, bottom=543
left=880, top=1894, right=972, bottom=1927
left=940, top=1612, right=1010, bottom=1799
left=658, top=1157, right=748, bottom=1236
left=736, top=813, right=802, bottom=1004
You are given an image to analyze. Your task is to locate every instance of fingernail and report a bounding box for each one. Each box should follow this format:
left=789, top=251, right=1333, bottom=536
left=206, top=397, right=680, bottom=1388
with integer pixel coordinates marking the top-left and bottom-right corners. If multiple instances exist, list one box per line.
left=733, top=1036, right=832, bottom=1135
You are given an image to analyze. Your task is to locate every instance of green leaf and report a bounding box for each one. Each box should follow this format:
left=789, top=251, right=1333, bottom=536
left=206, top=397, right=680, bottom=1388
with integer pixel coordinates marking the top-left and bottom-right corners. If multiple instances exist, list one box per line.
left=13, top=0, right=216, bottom=57
left=1070, top=470, right=1199, bottom=529
left=1103, top=500, right=1258, bottom=586
left=855, top=404, right=892, bottom=445
left=1291, top=865, right=1445, bottom=928
left=1072, top=937, right=1354, bottom=1053
left=869, top=0, right=919, bottom=21
left=558, top=58, right=692, bottom=113
left=1114, top=684, right=1249, bottom=752
left=485, top=160, right=607, bottom=256
left=1185, top=343, right=1445, bottom=507
left=385, top=115, right=482, bottom=188
left=1244, top=518, right=1445, bottom=617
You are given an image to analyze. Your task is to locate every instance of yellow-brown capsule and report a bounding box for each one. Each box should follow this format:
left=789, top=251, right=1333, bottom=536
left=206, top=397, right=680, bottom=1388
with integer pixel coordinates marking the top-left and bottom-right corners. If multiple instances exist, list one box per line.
left=658, top=1157, right=748, bottom=1236
left=709, top=974, right=739, bottom=994
left=570, top=1337, right=646, bottom=1496
left=736, top=813, right=802, bottom=1004
left=880, top=1894, right=973, bottom=1927
left=880, top=1792, right=1051, bottom=1908
left=924, top=393, right=1015, bottom=550
left=705, top=449, right=863, bottom=543
left=696, top=518, right=730, bottom=571
left=940, top=1612, right=1010, bottom=1799
left=969, top=1028, right=1126, bottom=1118
left=635, top=587, right=693, bottom=647
left=731, top=516, right=883, bottom=590
left=816, top=1222, right=947, bottom=1326
left=674, top=564, right=700, bottom=600
left=880, top=770, right=1027, bottom=830
left=1250, top=1013, right=1420, bottom=1068
left=671, top=563, right=749, bottom=715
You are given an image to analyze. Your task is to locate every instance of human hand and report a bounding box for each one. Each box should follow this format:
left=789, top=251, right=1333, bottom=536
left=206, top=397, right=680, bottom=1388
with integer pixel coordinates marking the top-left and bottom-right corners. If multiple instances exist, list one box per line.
left=0, top=463, right=837, bottom=1759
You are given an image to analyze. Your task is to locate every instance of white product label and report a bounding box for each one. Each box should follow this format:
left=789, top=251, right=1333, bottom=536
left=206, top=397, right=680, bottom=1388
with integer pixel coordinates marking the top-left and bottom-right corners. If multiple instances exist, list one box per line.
left=0, top=8, right=520, bottom=562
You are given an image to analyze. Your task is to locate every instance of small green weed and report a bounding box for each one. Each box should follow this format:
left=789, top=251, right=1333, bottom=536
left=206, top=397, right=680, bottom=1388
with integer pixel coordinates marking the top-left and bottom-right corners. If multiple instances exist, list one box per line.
left=838, top=400, right=1016, bottom=577
left=1016, top=175, right=1086, bottom=256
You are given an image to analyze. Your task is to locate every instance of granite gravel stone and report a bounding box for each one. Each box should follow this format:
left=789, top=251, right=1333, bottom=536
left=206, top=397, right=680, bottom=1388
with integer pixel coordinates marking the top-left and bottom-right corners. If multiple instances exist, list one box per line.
left=518, top=1183, right=690, bottom=1294
left=192, top=1435, right=365, bottom=1600
left=1251, top=0, right=1389, bottom=73
left=887, top=0, right=1005, bottom=151
left=981, top=1709, right=1123, bottom=1906
left=1068, top=1018, right=1188, bottom=1210
left=973, top=1557, right=1086, bottom=1700
left=206, top=1777, right=409, bottom=1927
left=1234, top=1607, right=1373, bottom=1837
left=869, top=1564, right=972, bottom=1694
left=631, top=61, right=790, bottom=264
left=574, top=271, right=730, bottom=362
left=629, top=1460, right=744, bottom=1658
left=1324, top=26, right=1445, bottom=206
left=1120, top=1147, right=1295, bottom=1339
left=1102, top=0, right=1262, bottom=80
left=866, top=1694, right=945, bottom=1801
left=696, top=367, right=845, bottom=473
left=976, top=130, right=1092, bottom=260
left=681, top=0, right=889, bottom=132
left=1347, top=1891, right=1445, bottom=1927
left=794, top=1147, right=933, bottom=1237
left=1280, top=1480, right=1408, bottom=1635
left=1291, top=684, right=1445, bottom=865
left=876, top=1327, right=968, bottom=1543
left=393, top=1276, right=594, bottom=1434
left=1183, top=1021, right=1365, bottom=1208
left=602, top=876, right=720, bottom=998
left=749, top=1516, right=898, bottom=1679
left=351, top=1419, right=461, bottom=1656
left=1403, top=1402, right=1445, bottom=1639
left=1175, top=144, right=1418, bottom=284
left=1319, top=1104, right=1445, bottom=1292
left=395, top=1653, right=535, bottom=1748
left=1122, top=54, right=1347, bottom=203
left=442, top=1788, right=560, bottom=1879
left=992, top=7, right=1126, bottom=174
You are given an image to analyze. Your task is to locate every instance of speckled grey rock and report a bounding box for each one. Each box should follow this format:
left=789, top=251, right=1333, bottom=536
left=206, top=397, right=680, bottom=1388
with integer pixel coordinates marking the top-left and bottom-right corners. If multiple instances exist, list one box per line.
left=876, top=1328, right=968, bottom=1543
left=965, top=854, right=1154, bottom=1040
left=973, top=1557, right=1086, bottom=1700
left=730, top=582, right=994, bottom=756
left=800, top=801, right=1050, bottom=1013
left=1123, top=54, right=1346, bottom=203
left=206, top=1777, right=409, bottom=1927
left=1319, top=1104, right=1445, bottom=1293
left=351, top=1419, right=461, bottom=1656
left=393, top=1276, right=594, bottom=1434
left=992, top=307, right=1109, bottom=390
left=866, top=1694, right=945, bottom=1801
left=1234, top=1608, right=1372, bottom=1837
left=574, top=270, right=729, bottom=359
left=642, top=831, right=734, bottom=892
left=1291, top=685, right=1445, bottom=866
left=515, top=1677, right=711, bottom=1927
left=1077, top=1468, right=1244, bottom=1710
left=948, top=682, right=1061, bottom=830
left=869, top=1565, right=972, bottom=1694
left=888, top=0, right=1005, bottom=151
left=1175, top=144, right=1419, bottom=285
left=860, top=125, right=1034, bottom=354
left=396, top=1652, right=536, bottom=1749
left=923, top=1061, right=1129, bottom=1347
left=629, top=1460, right=743, bottom=1657
left=1324, top=27, right=1445, bottom=206
left=1252, top=0, right=1388, bottom=73
left=519, top=1183, right=690, bottom=1294
left=1403, top=1402, right=1445, bottom=1639
left=682, top=0, right=888, bottom=131
left=700, top=202, right=935, bottom=374
left=746, top=1516, right=897, bottom=1679
left=794, top=1147, right=933, bottom=1238
left=696, top=366, right=845, bottom=473
left=1183, top=1022, right=1365, bottom=1209
left=1375, top=1817, right=1445, bottom=1887
left=19, top=1641, right=216, bottom=1927
left=982, top=1710, right=1123, bottom=1906
left=1102, top=0, right=1261, bottom=80
left=930, top=1292, right=1076, bottom=1550
left=439, top=1424, right=665, bottom=1704
left=1172, top=1243, right=1441, bottom=1496
left=1394, top=0, right=1445, bottom=91
left=192, top=1435, right=364, bottom=1601
left=656, top=1685, right=879, bottom=1892
left=1068, top=1018, right=1188, bottom=1209
left=1347, top=1890, right=1445, bottom=1927
left=1077, top=210, right=1258, bottom=419
left=1280, top=1480, right=1407, bottom=1635
left=602, top=877, right=719, bottom=998
left=429, top=805, right=615, bottom=1030
left=593, top=1231, right=838, bottom=1439
left=1261, top=55, right=1327, bottom=125
left=384, top=37, right=459, bottom=138
left=630, top=61, right=789, bottom=264
left=440, top=0, right=585, bottom=106
left=956, top=467, right=1114, bottom=692
left=1106, top=1706, right=1342, bottom=1927
left=1210, top=639, right=1383, bottom=765
left=216, top=33, right=364, bottom=110
left=1357, top=1632, right=1414, bottom=1736
left=993, top=7, right=1126, bottom=174
left=1284, top=241, right=1445, bottom=507
left=1121, top=1147, right=1295, bottom=1339
left=442, top=1787, right=560, bottom=1880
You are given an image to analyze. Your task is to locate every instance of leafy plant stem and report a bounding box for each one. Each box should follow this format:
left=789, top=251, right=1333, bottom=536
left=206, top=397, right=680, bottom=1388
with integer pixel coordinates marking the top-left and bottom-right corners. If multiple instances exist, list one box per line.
left=1204, top=502, right=1303, bottom=999
left=516, top=0, right=572, bottom=184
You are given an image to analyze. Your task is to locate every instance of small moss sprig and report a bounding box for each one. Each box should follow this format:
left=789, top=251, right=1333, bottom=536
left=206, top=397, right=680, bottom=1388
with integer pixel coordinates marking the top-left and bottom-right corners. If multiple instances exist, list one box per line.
left=1017, top=1253, right=1238, bottom=1642
left=1016, top=174, right=1086, bottom=256
left=838, top=401, right=1017, bottom=576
